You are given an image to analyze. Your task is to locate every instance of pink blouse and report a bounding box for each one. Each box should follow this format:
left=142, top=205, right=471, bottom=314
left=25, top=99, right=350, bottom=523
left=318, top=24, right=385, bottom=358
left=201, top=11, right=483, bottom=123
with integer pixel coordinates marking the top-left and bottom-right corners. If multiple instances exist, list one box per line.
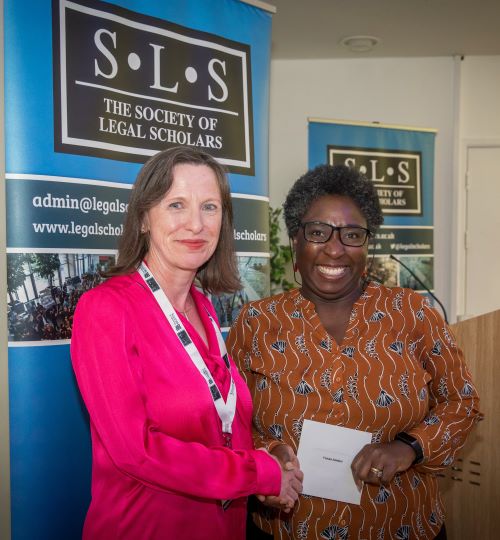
left=71, top=272, right=280, bottom=540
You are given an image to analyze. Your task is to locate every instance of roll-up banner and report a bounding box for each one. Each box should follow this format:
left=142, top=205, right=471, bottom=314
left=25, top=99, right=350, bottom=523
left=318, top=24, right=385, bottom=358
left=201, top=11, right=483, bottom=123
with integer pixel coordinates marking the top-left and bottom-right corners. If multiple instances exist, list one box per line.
left=4, top=1, right=273, bottom=537
left=309, top=119, right=436, bottom=293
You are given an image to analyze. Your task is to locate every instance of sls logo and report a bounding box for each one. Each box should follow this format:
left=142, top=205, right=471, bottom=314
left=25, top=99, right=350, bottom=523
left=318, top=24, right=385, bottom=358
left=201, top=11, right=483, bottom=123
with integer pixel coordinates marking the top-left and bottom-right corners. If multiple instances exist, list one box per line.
left=328, top=146, right=422, bottom=215
left=53, top=0, right=254, bottom=173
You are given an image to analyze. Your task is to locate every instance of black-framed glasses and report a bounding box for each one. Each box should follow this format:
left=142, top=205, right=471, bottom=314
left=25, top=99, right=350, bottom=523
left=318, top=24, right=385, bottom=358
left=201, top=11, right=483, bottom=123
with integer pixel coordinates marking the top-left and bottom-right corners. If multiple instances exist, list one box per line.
left=300, top=221, right=370, bottom=247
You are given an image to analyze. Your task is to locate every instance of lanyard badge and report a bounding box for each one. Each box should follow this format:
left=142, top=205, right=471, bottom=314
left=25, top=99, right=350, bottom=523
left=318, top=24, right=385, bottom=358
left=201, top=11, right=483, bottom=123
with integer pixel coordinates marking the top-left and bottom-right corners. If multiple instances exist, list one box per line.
left=137, top=262, right=237, bottom=446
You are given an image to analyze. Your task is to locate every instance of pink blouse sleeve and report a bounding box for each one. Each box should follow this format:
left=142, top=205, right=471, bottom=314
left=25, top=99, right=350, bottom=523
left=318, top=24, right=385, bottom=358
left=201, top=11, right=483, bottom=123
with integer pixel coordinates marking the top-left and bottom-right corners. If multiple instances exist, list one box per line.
left=70, top=287, right=281, bottom=500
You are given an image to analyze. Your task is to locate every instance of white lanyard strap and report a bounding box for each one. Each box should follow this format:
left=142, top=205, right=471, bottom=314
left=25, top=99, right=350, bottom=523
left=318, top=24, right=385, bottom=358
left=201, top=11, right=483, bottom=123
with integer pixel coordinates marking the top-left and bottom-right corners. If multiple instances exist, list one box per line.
left=137, top=262, right=236, bottom=438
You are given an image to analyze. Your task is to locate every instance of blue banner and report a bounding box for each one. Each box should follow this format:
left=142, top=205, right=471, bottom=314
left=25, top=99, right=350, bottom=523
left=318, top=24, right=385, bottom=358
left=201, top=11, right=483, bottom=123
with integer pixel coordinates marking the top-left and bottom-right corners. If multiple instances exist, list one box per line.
left=4, top=1, right=273, bottom=538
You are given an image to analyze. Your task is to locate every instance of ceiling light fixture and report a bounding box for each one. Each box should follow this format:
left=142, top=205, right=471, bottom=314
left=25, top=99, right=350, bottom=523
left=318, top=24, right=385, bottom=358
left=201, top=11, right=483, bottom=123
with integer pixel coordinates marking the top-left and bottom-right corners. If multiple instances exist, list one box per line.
left=340, top=35, right=380, bottom=53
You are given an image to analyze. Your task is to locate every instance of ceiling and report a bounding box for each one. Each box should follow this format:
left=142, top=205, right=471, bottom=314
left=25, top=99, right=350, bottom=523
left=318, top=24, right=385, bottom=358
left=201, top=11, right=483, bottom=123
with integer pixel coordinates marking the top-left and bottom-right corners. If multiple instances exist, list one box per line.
left=269, top=0, right=500, bottom=59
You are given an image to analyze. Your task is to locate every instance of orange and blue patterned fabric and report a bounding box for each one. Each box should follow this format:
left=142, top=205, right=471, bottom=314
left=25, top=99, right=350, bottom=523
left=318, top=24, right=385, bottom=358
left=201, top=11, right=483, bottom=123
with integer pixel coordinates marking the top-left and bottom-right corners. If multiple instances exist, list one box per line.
left=227, top=282, right=482, bottom=540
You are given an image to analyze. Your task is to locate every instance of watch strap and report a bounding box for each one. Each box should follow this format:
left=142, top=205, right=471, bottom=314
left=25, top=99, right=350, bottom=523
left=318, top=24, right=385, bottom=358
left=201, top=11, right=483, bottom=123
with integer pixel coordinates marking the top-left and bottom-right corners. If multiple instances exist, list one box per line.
left=395, top=432, right=424, bottom=464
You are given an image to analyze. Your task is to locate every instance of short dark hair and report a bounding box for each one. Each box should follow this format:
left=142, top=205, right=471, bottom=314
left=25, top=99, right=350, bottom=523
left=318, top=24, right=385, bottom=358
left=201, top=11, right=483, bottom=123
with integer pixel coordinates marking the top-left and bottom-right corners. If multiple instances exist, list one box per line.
left=283, top=164, right=384, bottom=237
left=106, top=146, right=241, bottom=295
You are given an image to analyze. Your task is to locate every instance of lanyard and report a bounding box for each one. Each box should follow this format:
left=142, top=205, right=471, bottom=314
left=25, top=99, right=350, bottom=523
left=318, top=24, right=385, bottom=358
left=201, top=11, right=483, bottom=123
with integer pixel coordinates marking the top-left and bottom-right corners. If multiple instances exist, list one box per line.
left=137, top=262, right=236, bottom=447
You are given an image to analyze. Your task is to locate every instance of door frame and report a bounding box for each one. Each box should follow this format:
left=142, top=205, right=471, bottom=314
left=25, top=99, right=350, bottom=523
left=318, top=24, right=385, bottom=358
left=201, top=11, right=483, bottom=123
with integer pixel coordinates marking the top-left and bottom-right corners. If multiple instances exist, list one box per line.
left=452, top=140, right=500, bottom=321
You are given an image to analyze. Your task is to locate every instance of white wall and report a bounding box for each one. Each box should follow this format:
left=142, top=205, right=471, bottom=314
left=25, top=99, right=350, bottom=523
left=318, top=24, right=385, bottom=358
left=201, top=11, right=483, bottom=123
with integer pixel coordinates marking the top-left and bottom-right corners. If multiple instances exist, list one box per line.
left=269, top=56, right=458, bottom=317
left=460, top=56, right=500, bottom=138
left=453, top=55, right=500, bottom=318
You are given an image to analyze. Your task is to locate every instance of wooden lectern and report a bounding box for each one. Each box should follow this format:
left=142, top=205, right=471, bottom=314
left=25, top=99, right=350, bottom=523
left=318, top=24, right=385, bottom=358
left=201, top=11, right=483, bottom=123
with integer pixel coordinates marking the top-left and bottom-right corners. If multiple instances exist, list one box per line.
left=438, top=309, right=500, bottom=539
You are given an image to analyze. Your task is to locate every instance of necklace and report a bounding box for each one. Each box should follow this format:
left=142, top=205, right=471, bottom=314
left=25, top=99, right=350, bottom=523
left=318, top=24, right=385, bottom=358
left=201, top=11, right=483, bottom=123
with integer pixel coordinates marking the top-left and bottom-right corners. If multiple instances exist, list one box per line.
left=175, top=297, right=193, bottom=321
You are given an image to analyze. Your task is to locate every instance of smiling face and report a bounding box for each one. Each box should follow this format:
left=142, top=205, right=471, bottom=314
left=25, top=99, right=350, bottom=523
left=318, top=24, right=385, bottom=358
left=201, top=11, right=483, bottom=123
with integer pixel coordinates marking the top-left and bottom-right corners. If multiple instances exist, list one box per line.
left=293, top=194, right=369, bottom=304
left=143, top=163, right=222, bottom=279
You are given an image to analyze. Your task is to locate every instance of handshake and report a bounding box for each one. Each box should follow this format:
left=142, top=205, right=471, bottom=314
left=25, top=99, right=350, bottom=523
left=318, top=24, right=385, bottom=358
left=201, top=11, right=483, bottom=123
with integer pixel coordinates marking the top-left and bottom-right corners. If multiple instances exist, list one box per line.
left=257, top=444, right=304, bottom=513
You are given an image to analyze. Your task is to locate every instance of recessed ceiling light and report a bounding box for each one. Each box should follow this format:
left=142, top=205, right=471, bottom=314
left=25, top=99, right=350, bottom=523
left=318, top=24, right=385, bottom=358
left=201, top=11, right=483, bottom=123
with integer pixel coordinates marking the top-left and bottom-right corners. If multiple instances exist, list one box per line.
left=340, top=35, right=380, bottom=53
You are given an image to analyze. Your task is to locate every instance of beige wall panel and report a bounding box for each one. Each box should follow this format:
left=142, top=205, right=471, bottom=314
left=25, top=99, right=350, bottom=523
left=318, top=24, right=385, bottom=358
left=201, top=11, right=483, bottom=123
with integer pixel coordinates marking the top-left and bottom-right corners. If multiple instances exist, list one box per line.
left=439, top=310, right=500, bottom=538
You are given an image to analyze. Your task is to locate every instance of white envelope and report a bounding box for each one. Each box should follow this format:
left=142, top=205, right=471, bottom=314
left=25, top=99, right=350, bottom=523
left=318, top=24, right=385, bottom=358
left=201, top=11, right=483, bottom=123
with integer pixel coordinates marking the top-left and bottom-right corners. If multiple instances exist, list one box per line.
left=297, top=419, right=372, bottom=505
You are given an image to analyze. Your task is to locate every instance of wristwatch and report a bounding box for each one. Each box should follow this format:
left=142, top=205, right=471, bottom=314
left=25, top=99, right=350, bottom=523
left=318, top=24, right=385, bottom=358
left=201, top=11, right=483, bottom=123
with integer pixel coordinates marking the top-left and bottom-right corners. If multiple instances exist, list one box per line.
left=395, top=432, right=424, bottom=464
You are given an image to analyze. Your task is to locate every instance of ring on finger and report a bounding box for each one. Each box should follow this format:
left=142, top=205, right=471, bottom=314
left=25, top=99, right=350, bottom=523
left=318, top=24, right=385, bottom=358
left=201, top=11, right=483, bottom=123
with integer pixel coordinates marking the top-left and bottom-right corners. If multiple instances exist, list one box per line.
left=370, top=466, right=383, bottom=478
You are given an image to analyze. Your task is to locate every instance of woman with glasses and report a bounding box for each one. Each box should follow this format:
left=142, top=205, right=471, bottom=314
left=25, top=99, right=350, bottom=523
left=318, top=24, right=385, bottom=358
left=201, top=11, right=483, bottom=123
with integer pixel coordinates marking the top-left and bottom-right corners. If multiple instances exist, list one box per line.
left=227, top=164, right=481, bottom=540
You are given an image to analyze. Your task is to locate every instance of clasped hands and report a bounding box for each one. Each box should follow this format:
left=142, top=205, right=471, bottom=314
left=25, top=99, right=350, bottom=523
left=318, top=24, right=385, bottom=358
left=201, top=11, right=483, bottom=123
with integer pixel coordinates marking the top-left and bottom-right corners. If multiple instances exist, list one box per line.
left=256, top=444, right=304, bottom=513
left=256, top=439, right=416, bottom=511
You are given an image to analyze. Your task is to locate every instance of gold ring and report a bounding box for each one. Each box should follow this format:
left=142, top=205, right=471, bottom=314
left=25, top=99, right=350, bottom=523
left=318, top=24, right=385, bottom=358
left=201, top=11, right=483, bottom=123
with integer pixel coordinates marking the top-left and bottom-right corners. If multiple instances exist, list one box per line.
left=370, top=466, right=383, bottom=478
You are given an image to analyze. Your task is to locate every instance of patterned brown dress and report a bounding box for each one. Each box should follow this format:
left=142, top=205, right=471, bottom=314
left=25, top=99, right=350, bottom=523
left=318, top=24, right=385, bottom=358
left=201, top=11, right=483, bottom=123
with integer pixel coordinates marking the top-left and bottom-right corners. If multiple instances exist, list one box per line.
left=227, top=283, right=482, bottom=540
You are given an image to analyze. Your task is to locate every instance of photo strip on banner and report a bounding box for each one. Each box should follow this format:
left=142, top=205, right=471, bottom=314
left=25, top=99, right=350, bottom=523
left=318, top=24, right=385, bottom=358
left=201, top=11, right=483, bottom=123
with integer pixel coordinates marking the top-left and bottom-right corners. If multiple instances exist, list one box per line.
left=6, top=178, right=270, bottom=341
left=6, top=174, right=127, bottom=343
